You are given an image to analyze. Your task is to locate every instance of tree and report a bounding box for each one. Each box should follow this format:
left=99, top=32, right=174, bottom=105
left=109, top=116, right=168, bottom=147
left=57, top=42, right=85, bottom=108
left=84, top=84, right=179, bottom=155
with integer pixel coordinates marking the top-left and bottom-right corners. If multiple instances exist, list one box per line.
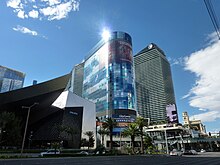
left=84, top=131, right=95, bottom=149
left=0, top=111, right=22, bottom=146
left=81, top=138, right=87, bottom=148
left=144, top=134, right=153, bottom=148
left=65, top=127, right=78, bottom=142
left=98, top=127, right=108, bottom=145
left=59, top=125, right=79, bottom=147
left=136, top=117, right=147, bottom=154
left=51, top=142, right=60, bottom=154
left=144, top=134, right=154, bottom=153
left=122, top=123, right=140, bottom=154
left=102, top=117, right=117, bottom=150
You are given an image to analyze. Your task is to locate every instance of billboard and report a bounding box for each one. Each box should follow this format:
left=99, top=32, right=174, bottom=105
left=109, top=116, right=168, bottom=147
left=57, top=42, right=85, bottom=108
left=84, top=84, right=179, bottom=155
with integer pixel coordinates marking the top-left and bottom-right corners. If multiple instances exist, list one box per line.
left=166, top=104, right=178, bottom=123
left=112, top=114, right=135, bottom=123
left=108, top=40, right=133, bottom=64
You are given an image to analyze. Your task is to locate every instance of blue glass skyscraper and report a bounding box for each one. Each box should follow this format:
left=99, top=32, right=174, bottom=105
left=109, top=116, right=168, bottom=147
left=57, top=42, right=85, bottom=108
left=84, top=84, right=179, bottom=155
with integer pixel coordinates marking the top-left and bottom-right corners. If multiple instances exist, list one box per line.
left=0, top=66, right=25, bottom=93
left=82, top=31, right=136, bottom=122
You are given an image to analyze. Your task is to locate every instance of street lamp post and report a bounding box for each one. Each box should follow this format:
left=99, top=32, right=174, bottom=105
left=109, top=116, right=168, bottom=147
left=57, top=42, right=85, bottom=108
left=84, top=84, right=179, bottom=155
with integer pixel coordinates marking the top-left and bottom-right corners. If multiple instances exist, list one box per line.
left=20, top=102, right=38, bottom=156
left=164, top=129, right=169, bottom=154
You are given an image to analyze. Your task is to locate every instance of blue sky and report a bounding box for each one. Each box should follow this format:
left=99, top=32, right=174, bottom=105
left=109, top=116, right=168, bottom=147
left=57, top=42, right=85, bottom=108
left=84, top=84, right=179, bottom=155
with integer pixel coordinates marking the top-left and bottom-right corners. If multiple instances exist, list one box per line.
left=1, top=0, right=220, bottom=132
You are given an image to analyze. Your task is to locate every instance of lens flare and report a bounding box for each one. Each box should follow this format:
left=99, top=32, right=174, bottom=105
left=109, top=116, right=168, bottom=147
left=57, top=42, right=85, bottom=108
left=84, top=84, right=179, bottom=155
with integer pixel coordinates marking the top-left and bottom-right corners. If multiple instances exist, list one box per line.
left=102, top=29, right=111, bottom=42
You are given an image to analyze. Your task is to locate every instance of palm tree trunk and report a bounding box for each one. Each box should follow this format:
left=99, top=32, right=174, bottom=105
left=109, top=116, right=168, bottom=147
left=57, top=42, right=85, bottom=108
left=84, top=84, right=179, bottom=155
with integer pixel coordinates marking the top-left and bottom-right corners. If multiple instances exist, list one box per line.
left=131, top=136, right=135, bottom=154
left=102, top=135, right=104, bottom=145
left=140, top=132, right=144, bottom=154
left=110, top=132, right=113, bottom=150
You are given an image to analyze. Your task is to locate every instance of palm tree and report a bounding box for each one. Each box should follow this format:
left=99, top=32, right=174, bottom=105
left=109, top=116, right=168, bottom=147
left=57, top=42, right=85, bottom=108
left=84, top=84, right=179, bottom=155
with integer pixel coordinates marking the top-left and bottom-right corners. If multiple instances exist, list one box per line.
left=59, top=125, right=78, bottom=147
left=96, top=117, right=100, bottom=146
left=98, top=127, right=108, bottom=145
left=0, top=111, right=21, bottom=146
left=144, top=134, right=154, bottom=149
left=122, top=123, right=140, bottom=154
left=136, top=116, right=145, bottom=154
left=102, top=117, right=117, bottom=150
left=84, top=131, right=95, bottom=149
left=65, top=127, right=78, bottom=142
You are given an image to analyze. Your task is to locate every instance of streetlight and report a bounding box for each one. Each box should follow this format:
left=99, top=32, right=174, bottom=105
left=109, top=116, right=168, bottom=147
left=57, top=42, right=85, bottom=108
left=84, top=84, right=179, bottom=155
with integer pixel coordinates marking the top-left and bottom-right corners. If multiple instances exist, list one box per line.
left=164, top=129, right=169, bottom=154
left=20, top=102, right=38, bottom=156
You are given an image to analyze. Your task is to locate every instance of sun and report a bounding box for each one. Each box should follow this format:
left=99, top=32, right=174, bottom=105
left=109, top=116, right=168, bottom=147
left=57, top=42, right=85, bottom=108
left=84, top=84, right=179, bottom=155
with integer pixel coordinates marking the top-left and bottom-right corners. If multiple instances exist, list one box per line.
left=102, top=29, right=111, bottom=42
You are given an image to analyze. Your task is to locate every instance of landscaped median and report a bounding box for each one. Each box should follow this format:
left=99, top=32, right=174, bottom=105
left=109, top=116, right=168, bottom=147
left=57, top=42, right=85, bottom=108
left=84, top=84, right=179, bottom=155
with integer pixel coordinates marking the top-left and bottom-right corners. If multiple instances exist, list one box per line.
left=0, top=155, right=29, bottom=159
left=0, top=148, right=167, bottom=159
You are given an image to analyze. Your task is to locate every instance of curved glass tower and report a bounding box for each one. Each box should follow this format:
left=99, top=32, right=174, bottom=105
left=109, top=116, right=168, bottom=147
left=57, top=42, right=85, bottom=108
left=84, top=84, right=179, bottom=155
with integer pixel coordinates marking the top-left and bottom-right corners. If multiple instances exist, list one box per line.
left=83, top=31, right=136, bottom=122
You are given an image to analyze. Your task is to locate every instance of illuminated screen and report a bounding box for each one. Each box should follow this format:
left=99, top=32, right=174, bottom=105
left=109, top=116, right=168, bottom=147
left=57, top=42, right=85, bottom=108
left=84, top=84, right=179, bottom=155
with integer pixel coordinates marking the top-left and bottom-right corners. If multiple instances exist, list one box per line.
left=166, top=104, right=178, bottom=123
left=108, top=40, right=135, bottom=110
left=83, top=32, right=136, bottom=117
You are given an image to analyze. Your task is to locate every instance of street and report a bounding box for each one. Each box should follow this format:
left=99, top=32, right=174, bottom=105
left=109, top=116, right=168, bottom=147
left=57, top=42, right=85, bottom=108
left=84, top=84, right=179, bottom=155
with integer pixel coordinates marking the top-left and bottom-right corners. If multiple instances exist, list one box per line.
left=0, top=153, right=220, bottom=165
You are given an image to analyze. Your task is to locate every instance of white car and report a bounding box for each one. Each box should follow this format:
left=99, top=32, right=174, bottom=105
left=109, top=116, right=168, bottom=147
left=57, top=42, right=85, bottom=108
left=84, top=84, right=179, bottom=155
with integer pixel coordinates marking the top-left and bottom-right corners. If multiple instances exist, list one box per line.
left=200, top=149, right=206, bottom=153
left=40, top=149, right=60, bottom=156
left=169, top=149, right=183, bottom=156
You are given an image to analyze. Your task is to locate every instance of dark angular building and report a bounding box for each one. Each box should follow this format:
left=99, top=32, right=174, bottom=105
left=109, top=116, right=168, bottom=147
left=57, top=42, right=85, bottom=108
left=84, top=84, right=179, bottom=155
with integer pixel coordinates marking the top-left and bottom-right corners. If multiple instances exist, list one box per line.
left=0, top=74, right=96, bottom=148
left=134, top=43, right=178, bottom=124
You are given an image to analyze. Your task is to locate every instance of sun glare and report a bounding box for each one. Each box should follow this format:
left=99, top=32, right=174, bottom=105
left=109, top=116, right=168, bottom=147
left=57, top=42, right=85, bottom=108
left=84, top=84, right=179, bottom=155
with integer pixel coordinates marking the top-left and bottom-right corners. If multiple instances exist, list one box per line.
left=102, top=29, right=111, bottom=42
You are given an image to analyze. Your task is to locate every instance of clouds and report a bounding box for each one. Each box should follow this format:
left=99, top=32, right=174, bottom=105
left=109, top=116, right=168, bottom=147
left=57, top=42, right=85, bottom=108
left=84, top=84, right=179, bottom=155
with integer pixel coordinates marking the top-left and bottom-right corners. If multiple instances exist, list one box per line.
left=205, top=32, right=219, bottom=46
left=28, top=10, right=39, bottom=18
left=40, top=1, right=77, bottom=20
left=13, top=25, right=38, bottom=36
left=7, top=0, right=21, bottom=9
left=7, top=0, right=80, bottom=37
left=12, top=25, right=48, bottom=39
left=6, top=0, right=80, bottom=21
left=184, top=34, right=220, bottom=122
left=189, top=111, right=220, bottom=122
left=168, top=57, right=185, bottom=66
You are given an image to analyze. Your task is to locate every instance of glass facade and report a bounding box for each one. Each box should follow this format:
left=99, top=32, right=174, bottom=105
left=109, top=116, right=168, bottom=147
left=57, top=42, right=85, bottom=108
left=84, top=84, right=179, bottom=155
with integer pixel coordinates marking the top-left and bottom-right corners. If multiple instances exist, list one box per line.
left=83, top=32, right=136, bottom=122
left=0, top=66, right=25, bottom=93
left=83, top=42, right=109, bottom=113
left=108, top=39, right=135, bottom=110
left=134, top=43, right=178, bottom=123
left=68, top=62, right=85, bottom=97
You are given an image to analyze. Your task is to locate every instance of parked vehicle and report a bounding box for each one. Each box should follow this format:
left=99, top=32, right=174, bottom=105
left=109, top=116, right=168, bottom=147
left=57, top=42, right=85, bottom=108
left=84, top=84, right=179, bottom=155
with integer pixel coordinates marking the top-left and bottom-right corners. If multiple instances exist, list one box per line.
left=40, top=149, right=60, bottom=156
left=169, top=149, right=183, bottom=156
left=79, top=151, right=89, bottom=155
left=183, top=150, right=198, bottom=155
left=200, top=149, right=206, bottom=153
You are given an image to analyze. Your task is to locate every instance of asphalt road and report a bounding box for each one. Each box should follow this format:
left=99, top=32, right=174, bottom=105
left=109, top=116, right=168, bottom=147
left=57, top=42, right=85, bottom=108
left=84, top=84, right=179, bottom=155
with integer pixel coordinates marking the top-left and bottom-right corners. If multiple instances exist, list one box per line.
left=0, top=153, right=220, bottom=165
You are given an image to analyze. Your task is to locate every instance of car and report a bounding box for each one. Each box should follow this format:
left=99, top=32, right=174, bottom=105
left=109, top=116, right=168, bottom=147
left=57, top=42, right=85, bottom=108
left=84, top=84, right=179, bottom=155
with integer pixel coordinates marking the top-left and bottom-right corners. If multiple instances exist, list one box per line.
left=40, top=149, right=60, bottom=156
left=96, top=150, right=106, bottom=155
left=183, top=150, right=198, bottom=155
left=78, top=151, right=89, bottom=155
left=169, top=149, right=183, bottom=156
left=200, top=149, right=206, bottom=153
left=190, top=150, right=198, bottom=155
